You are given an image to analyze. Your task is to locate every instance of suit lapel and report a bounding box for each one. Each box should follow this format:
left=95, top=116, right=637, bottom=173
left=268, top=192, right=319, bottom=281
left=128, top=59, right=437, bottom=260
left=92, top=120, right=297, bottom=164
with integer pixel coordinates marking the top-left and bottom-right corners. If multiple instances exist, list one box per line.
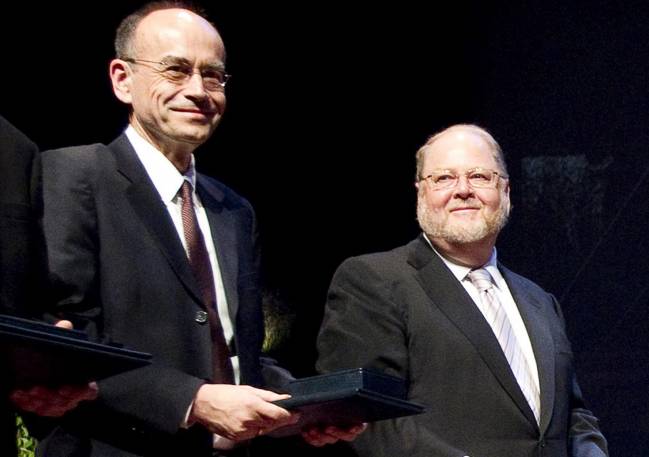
left=196, top=176, right=239, bottom=320
left=501, top=266, right=556, bottom=434
left=408, top=236, right=538, bottom=427
left=109, top=135, right=205, bottom=308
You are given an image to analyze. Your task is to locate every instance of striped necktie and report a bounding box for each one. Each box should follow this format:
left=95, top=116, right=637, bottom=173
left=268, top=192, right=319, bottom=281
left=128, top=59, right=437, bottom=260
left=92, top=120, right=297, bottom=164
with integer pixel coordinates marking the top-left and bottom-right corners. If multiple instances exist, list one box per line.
left=468, top=268, right=540, bottom=423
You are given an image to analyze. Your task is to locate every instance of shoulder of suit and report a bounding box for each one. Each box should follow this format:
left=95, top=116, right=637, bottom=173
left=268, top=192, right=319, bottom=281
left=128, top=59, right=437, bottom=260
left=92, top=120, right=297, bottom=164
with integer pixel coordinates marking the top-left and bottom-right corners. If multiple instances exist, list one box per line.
left=499, top=263, right=552, bottom=297
left=41, top=142, right=109, bottom=160
left=0, top=115, right=38, bottom=156
left=197, top=172, right=254, bottom=211
left=41, top=143, right=112, bottom=183
left=337, top=241, right=413, bottom=276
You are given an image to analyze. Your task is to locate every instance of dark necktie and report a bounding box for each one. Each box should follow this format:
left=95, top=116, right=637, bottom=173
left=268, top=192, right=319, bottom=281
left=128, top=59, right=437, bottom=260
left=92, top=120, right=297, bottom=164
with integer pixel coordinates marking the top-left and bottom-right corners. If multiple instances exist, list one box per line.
left=181, top=180, right=234, bottom=384
left=467, top=268, right=540, bottom=423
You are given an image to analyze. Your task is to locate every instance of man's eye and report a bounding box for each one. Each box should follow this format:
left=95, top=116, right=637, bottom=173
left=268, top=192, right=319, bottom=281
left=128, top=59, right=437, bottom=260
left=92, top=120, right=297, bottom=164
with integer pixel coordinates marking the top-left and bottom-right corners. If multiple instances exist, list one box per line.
left=201, top=69, right=224, bottom=81
left=469, top=172, right=491, bottom=181
left=163, top=65, right=191, bottom=79
left=434, top=174, right=455, bottom=183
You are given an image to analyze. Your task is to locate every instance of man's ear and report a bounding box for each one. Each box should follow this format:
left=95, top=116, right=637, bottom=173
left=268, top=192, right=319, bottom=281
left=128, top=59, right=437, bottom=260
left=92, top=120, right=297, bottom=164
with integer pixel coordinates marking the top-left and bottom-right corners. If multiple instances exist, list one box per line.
left=110, top=59, right=133, bottom=104
left=502, top=181, right=512, bottom=213
left=503, top=180, right=511, bottom=197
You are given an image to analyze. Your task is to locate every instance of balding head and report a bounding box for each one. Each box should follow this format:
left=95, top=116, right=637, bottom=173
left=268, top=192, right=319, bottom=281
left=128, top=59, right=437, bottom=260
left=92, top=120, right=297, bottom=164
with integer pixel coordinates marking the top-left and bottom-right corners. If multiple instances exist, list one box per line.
left=115, top=2, right=221, bottom=60
left=415, top=124, right=507, bottom=182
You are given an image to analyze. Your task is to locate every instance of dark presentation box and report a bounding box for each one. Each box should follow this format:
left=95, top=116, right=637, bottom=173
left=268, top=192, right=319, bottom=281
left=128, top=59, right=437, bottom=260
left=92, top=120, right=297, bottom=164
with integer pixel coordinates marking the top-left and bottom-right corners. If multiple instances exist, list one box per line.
left=0, top=314, right=151, bottom=387
left=272, top=368, right=425, bottom=436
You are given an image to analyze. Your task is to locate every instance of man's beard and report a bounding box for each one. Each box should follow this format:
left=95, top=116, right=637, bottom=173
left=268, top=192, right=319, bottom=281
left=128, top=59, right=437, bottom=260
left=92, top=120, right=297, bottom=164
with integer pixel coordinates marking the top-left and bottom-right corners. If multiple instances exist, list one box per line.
left=417, top=196, right=510, bottom=244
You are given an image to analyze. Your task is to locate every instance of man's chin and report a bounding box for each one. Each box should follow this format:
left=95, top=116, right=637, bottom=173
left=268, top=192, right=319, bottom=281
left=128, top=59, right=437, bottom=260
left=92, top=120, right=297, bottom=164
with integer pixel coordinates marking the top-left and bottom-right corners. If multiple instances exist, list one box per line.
left=446, top=229, right=489, bottom=244
left=427, top=221, right=491, bottom=245
left=172, top=127, right=217, bottom=145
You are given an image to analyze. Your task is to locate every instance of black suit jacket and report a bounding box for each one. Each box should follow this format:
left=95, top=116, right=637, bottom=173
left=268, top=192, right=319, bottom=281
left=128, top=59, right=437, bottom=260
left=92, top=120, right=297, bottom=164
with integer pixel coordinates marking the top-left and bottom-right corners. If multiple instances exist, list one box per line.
left=0, top=115, right=43, bottom=318
left=0, top=115, right=43, bottom=457
left=317, top=235, right=608, bottom=457
left=38, top=134, right=265, bottom=456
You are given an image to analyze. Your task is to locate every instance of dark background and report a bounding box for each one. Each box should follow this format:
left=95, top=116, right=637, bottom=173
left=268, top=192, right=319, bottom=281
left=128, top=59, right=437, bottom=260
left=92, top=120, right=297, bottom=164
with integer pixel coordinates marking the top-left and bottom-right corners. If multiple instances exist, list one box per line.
left=3, top=1, right=649, bottom=454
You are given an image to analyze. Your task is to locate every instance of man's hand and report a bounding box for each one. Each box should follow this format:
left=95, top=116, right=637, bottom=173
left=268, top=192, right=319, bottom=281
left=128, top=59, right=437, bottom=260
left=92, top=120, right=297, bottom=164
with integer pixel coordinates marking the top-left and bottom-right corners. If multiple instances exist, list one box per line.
left=9, top=320, right=99, bottom=417
left=189, top=384, right=299, bottom=441
left=52, top=319, right=74, bottom=330
left=301, top=423, right=367, bottom=447
left=10, top=383, right=98, bottom=417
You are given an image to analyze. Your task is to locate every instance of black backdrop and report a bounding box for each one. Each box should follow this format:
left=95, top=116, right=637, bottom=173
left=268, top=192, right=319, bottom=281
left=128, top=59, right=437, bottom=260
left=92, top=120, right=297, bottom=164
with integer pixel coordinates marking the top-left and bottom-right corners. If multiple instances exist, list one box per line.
left=3, top=1, right=649, bottom=454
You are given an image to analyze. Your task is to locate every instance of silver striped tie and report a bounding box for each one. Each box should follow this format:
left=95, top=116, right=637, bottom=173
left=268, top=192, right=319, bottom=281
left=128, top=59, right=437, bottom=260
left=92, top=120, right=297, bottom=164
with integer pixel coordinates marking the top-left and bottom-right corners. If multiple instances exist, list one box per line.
left=468, top=268, right=540, bottom=424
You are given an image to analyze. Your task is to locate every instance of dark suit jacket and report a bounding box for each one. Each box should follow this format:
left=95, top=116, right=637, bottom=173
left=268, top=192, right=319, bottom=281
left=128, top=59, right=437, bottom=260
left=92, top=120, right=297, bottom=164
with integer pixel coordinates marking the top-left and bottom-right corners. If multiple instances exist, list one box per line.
left=317, top=235, right=608, bottom=457
left=38, top=134, right=265, bottom=456
left=0, top=115, right=43, bottom=457
left=0, top=115, right=43, bottom=318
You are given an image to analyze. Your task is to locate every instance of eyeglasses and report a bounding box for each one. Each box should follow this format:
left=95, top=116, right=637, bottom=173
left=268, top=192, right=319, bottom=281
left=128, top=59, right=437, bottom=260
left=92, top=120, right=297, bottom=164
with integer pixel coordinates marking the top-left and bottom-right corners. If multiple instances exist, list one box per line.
left=419, top=167, right=508, bottom=190
left=124, top=57, right=230, bottom=91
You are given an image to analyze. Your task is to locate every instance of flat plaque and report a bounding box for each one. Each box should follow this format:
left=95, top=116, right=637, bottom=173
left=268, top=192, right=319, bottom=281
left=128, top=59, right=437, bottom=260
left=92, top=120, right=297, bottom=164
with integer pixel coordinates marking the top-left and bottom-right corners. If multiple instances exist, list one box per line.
left=0, top=314, right=152, bottom=387
left=271, top=368, right=424, bottom=436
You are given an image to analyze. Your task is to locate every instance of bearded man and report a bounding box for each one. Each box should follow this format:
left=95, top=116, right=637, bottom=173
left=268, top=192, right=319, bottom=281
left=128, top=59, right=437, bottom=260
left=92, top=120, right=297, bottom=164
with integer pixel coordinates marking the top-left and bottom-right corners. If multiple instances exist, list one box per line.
left=316, top=124, right=608, bottom=457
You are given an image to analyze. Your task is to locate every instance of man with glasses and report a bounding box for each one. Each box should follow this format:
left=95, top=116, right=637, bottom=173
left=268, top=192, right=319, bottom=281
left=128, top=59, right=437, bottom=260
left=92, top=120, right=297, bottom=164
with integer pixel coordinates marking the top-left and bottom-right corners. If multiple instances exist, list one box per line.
left=38, top=2, right=361, bottom=456
left=317, top=124, right=608, bottom=457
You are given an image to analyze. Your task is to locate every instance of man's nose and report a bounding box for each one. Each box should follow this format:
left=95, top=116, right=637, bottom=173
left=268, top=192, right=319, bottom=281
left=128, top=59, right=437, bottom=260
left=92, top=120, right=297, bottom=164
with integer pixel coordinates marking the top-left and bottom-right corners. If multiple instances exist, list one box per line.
left=452, top=175, right=474, bottom=197
left=184, top=72, right=209, bottom=97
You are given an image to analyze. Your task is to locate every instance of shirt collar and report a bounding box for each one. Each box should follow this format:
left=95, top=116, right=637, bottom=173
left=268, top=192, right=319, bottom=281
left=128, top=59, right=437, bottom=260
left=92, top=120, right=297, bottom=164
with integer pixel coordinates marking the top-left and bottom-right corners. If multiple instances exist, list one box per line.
left=422, top=233, right=504, bottom=289
left=125, top=125, right=196, bottom=202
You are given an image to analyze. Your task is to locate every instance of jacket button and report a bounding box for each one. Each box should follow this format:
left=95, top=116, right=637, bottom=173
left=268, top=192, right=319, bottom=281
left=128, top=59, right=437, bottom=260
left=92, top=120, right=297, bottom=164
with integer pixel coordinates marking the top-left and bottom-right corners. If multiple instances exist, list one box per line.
left=195, top=310, right=208, bottom=324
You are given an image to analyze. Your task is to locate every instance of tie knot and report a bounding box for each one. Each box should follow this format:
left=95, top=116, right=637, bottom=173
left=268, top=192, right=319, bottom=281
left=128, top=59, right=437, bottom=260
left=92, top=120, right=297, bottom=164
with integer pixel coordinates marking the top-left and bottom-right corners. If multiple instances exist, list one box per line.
left=181, top=180, right=193, bottom=201
left=468, top=268, right=493, bottom=292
